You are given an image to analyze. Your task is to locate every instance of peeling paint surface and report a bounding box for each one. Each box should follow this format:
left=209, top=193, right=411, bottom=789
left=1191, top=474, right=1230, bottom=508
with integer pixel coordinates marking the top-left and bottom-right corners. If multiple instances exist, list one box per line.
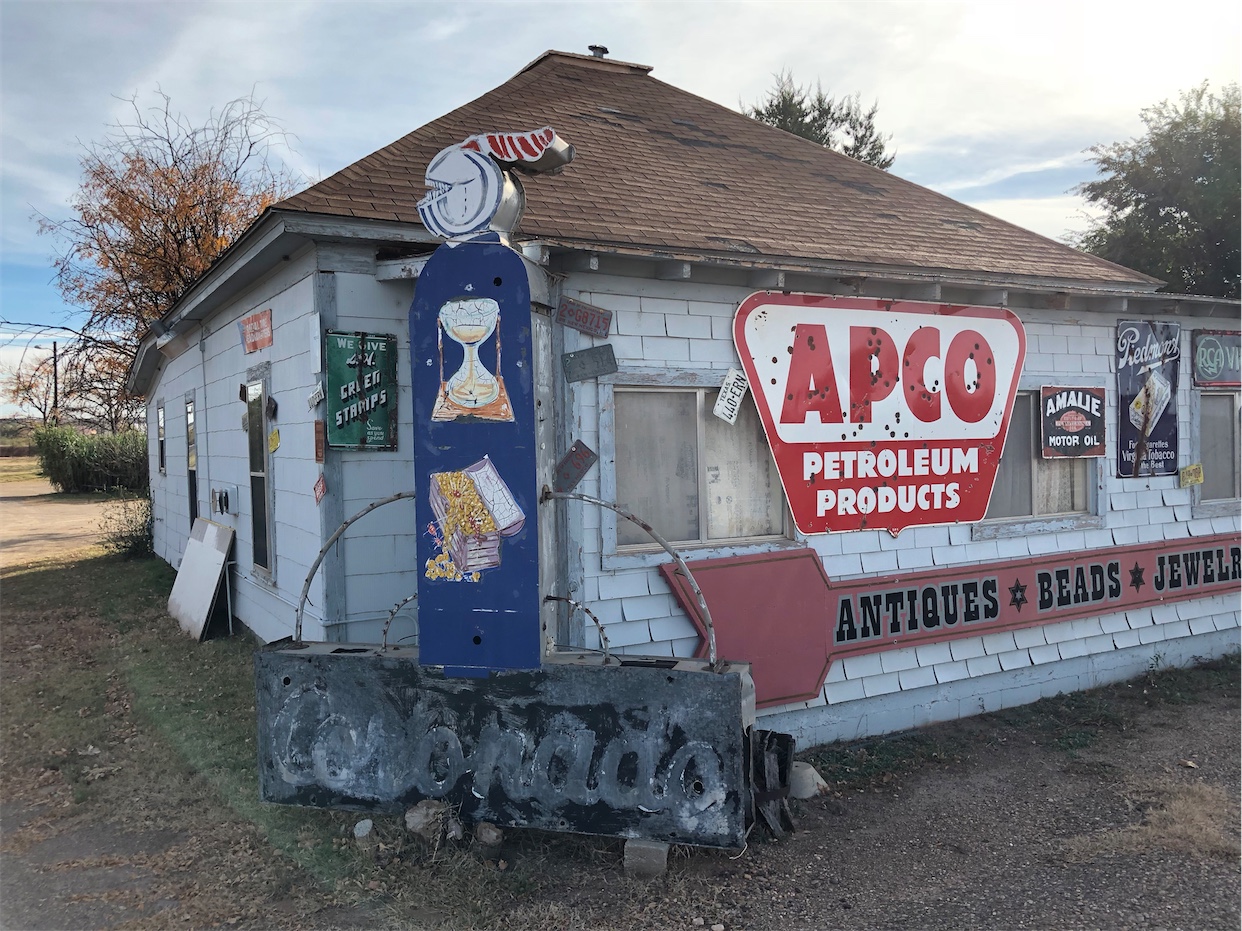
left=255, top=645, right=752, bottom=848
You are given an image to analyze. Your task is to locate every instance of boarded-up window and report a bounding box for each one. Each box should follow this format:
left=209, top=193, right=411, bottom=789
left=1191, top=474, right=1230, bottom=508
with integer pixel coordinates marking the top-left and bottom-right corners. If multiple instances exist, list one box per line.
left=614, top=387, right=783, bottom=548
left=987, top=392, right=1089, bottom=519
left=1201, top=392, right=1240, bottom=501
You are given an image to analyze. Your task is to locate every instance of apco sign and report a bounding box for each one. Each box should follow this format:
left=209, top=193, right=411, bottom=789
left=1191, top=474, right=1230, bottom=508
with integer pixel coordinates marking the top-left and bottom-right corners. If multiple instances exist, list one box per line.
left=734, top=293, right=1026, bottom=534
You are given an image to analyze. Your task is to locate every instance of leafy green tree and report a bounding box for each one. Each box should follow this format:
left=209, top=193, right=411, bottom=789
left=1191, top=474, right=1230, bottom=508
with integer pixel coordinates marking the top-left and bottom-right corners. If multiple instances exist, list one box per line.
left=1075, top=82, right=1240, bottom=298
left=743, top=70, right=895, bottom=170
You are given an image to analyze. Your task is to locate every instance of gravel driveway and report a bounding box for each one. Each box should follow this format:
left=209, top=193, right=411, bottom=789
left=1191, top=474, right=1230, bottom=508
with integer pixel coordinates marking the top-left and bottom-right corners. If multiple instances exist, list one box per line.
left=0, top=478, right=109, bottom=567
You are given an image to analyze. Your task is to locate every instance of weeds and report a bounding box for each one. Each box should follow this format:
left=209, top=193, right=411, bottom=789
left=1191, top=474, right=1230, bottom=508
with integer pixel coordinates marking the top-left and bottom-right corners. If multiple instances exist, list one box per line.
left=97, top=494, right=154, bottom=557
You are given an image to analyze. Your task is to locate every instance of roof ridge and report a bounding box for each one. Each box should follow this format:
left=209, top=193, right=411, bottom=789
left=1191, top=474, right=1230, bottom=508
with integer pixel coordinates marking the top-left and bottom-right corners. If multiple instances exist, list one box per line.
left=515, top=49, right=653, bottom=78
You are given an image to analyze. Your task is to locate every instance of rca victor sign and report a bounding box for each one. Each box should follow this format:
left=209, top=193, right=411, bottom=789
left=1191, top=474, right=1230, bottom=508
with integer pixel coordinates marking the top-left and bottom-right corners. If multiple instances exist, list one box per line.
left=734, top=293, right=1026, bottom=534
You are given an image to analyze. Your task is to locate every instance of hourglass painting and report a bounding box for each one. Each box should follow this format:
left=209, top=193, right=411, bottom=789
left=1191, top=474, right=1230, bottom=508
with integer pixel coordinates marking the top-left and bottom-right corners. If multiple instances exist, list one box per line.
left=431, top=297, right=514, bottom=422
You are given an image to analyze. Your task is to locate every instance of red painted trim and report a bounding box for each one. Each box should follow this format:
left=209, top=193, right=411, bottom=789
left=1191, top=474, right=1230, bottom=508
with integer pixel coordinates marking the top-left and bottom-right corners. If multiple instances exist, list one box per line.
left=663, top=534, right=1241, bottom=707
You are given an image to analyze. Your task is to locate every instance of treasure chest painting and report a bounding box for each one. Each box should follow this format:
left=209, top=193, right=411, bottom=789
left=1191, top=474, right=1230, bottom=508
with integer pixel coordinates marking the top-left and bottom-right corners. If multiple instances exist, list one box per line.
left=426, top=456, right=525, bottom=581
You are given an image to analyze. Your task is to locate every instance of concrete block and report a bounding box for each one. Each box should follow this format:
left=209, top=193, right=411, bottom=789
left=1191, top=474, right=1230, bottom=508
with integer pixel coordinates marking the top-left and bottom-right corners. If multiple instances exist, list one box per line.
left=625, top=839, right=670, bottom=878
left=824, top=677, right=866, bottom=704
left=1138, top=624, right=1169, bottom=644
left=915, top=641, right=953, bottom=666
left=861, top=550, right=900, bottom=574
left=621, top=593, right=674, bottom=622
left=896, top=549, right=935, bottom=570
left=1082, top=633, right=1117, bottom=656
left=998, top=648, right=1032, bottom=671
left=1012, top=626, right=1048, bottom=649
left=934, top=660, right=969, bottom=684
left=1214, top=613, right=1240, bottom=631
left=1028, top=644, right=1062, bottom=665
left=898, top=665, right=937, bottom=691
left=982, top=631, right=1018, bottom=655
left=966, top=654, right=1002, bottom=677
left=1058, top=638, right=1090, bottom=660
left=1099, top=611, right=1130, bottom=634
left=841, top=652, right=884, bottom=680
left=665, top=315, right=712, bottom=339
left=862, top=672, right=902, bottom=697
left=879, top=647, right=919, bottom=674
left=1190, top=614, right=1218, bottom=636
left=641, top=336, right=690, bottom=361
left=949, top=638, right=986, bottom=661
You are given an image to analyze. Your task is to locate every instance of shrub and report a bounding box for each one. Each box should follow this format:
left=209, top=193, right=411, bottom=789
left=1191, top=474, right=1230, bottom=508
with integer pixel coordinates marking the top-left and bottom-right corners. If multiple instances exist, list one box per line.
left=98, top=495, right=154, bottom=558
left=34, top=426, right=148, bottom=493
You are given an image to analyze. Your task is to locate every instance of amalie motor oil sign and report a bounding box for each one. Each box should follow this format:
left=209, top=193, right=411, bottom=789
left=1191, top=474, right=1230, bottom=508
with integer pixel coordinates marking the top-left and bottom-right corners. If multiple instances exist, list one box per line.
left=734, top=293, right=1026, bottom=534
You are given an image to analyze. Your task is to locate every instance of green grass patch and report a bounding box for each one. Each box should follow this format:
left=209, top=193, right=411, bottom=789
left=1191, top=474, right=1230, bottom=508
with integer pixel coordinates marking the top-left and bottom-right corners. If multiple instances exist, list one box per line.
left=0, top=456, right=44, bottom=483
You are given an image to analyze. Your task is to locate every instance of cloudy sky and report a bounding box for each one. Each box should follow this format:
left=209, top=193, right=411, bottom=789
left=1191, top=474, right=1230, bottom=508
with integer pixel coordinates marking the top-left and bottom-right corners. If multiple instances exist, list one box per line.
left=1, top=0, right=1239, bottom=372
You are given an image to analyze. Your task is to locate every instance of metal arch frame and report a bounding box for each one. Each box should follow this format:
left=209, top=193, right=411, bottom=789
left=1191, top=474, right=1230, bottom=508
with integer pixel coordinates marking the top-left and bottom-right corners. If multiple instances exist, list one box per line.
left=294, top=491, right=417, bottom=643
left=541, top=488, right=720, bottom=669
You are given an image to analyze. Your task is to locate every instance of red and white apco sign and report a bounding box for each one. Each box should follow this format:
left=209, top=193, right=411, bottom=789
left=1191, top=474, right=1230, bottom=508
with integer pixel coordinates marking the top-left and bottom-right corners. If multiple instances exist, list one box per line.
left=734, top=293, right=1026, bottom=534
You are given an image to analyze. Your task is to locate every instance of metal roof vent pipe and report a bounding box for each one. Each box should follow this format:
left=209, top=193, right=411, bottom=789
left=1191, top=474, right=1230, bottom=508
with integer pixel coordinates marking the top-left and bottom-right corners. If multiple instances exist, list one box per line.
left=588, top=45, right=609, bottom=58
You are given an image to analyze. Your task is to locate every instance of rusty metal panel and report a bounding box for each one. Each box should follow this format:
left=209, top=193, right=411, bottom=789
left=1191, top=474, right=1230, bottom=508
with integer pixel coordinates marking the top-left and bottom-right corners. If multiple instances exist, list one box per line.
left=553, top=439, right=598, bottom=493
left=556, top=296, right=613, bottom=339
left=255, top=644, right=752, bottom=848
left=562, top=344, right=618, bottom=383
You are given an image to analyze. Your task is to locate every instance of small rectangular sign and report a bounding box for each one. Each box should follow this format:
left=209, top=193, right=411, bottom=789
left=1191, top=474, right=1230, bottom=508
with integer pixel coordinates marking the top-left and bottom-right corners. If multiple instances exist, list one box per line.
left=1040, top=386, right=1105, bottom=458
left=553, top=440, right=598, bottom=493
left=239, top=309, right=273, bottom=353
left=1191, top=330, right=1241, bottom=386
left=313, top=473, right=328, bottom=504
left=1117, top=321, right=1180, bottom=478
left=713, top=368, right=750, bottom=424
left=314, top=420, right=325, bottom=463
left=556, top=296, right=613, bottom=339
left=325, top=331, right=398, bottom=450
left=562, top=344, right=618, bottom=383
left=1179, top=463, right=1204, bottom=487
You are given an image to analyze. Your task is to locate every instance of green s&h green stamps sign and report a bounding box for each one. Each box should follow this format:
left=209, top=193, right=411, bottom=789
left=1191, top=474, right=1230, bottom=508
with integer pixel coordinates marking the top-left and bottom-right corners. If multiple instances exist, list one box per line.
left=325, top=331, right=398, bottom=449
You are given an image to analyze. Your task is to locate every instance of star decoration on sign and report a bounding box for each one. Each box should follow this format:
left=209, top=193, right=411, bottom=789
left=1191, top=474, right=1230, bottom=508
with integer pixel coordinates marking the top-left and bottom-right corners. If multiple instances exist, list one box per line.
left=1008, top=579, right=1028, bottom=611
left=1129, top=563, right=1146, bottom=592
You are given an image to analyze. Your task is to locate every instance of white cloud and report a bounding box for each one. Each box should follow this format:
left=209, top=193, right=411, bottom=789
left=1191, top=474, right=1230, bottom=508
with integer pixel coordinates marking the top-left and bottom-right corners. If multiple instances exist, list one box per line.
left=964, top=194, right=1105, bottom=244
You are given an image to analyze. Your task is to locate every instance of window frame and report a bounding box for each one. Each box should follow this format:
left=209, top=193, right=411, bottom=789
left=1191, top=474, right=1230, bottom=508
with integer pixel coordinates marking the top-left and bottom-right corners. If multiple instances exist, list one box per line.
left=1192, top=388, right=1241, bottom=517
left=599, top=367, right=796, bottom=571
left=246, top=365, right=275, bottom=580
left=156, top=401, right=166, bottom=474
left=185, top=391, right=198, bottom=528
left=972, top=379, right=1104, bottom=541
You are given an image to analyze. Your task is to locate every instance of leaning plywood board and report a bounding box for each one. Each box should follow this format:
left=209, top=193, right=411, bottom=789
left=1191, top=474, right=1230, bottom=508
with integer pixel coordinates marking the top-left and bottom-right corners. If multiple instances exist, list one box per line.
left=168, top=518, right=234, bottom=641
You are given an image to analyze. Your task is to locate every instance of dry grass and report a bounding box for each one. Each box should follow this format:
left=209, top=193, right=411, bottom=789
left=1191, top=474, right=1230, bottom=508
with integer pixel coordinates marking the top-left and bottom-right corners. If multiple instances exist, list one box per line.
left=1066, top=780, right=1241, bottom=862
left=0, top=456, right=43, bottom=483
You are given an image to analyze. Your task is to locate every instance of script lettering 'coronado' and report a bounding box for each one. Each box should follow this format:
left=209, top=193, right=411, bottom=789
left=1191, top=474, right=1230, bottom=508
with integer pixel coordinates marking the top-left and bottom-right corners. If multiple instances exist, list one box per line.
left=734, top=293, right=1026, bottom=534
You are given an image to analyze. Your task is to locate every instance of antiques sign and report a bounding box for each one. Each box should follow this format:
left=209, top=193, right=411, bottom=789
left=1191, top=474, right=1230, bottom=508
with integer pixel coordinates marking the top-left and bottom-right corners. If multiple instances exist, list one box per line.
left=1116, top=321, right=1179, bottom=477
left=325, top=331, right=398, bottom=449
left=1191, top=330, right=1241, bottom=386
left=663, top=533, right=1241, bottom=705
left=1041, top=386, right=1105, bottom=458
left=734, top=293, right=1026, bottom=534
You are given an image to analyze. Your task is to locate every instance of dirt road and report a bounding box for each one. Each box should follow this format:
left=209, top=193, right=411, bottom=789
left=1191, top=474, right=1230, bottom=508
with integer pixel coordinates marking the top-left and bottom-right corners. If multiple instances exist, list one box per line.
left=0, top=478, right=108, bottom=567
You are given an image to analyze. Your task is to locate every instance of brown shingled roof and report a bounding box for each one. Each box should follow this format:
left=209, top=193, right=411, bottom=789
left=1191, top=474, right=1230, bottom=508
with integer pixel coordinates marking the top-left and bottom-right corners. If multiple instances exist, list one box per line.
left=279, top=50, right=1159, bottom=288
